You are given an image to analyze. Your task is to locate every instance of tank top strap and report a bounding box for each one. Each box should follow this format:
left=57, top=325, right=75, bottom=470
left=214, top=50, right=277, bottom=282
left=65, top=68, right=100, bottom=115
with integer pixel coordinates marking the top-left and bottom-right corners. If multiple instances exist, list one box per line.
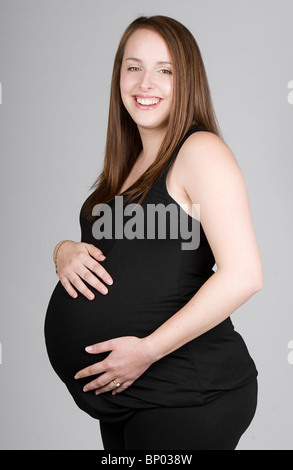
left=161, top=124, right=211, bottom=177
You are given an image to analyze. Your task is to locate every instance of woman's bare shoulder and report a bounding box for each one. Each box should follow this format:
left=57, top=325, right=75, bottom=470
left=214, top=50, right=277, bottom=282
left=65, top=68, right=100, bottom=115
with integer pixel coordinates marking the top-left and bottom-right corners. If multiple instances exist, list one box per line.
left=177, top=130, right=241, bottom=191
left=180, top=131, right=235, bottom=166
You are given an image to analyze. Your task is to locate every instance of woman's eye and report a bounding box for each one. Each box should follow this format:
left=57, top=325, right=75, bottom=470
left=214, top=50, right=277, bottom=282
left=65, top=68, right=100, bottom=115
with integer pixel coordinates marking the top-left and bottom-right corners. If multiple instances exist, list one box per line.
left=159, top=69, right=172, bottom=75
left=127, top=66, right=141, bottom=72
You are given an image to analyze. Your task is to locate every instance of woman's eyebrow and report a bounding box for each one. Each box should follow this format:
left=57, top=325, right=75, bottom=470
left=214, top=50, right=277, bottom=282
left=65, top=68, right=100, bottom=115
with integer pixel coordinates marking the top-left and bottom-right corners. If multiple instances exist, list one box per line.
left=124, top=57, right=173, bottom=65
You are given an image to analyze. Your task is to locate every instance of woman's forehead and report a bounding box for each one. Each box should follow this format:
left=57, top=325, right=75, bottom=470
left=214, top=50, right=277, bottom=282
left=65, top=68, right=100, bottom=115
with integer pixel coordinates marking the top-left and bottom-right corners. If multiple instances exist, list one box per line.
left=123, top=29, right=172, bottom=62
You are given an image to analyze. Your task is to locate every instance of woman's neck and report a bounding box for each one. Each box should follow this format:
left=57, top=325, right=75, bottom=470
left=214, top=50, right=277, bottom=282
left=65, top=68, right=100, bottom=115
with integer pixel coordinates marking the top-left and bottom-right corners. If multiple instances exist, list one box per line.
left=137, top=126, right=167, bottom=164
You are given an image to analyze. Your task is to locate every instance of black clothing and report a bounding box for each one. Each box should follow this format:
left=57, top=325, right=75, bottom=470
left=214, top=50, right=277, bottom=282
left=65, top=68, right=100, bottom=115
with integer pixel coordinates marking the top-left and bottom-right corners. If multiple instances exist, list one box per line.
left=99, top=379, right=258, bottom=450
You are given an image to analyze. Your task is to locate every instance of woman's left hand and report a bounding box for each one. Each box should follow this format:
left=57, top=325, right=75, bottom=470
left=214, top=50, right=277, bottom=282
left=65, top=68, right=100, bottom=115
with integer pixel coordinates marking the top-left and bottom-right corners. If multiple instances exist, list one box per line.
left=74, top=336, right=155, bottom=395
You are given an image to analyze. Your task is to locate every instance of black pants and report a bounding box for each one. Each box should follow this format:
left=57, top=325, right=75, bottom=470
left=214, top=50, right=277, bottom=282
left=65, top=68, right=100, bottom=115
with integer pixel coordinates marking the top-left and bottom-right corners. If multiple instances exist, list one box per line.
left=99, top=380, right=257, bottom=450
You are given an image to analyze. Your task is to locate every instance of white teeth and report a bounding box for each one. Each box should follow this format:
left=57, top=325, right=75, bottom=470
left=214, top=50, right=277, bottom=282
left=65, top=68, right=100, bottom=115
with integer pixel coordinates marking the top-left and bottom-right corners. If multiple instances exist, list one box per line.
left=136, top=97, right=160, bottom=106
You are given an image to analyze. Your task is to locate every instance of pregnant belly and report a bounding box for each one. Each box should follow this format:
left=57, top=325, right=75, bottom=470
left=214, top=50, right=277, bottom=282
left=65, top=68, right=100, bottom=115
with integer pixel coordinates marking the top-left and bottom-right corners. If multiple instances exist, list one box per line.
left=44, top=247, right=182, bottom=383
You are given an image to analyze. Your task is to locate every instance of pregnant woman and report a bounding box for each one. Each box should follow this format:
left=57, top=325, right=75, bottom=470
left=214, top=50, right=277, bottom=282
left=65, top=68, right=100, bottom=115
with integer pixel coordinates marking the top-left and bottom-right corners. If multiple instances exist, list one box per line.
left=45, top=15, right=263, bottom=450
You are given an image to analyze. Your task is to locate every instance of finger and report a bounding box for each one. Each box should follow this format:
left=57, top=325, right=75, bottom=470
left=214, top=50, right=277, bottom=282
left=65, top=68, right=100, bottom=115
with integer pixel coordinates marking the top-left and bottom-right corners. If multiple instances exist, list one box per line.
left=80, top=269, right=110, bottom=296
left=59, top=276, right=78, bottom=299
left=72, top=252, right=113, bottom=293
left=112, top=381, right=131, bottom=396
left=84, top=340, right=113, bottom=355
left=65, top=250, right=113, bottom=295
left=85, top=243, right=107, bottom=261
left=66, top=273, right=97, bottom=300
left=72, top=251, right=111, bottom=291
left=95, top=379, right=122, bottom=396
left=83, top=372, right=114, bottom=392
left=85, top=257, right=114, bottom=286
left=74, top=360, right=107, bottom=380
left=74, top=341, right=113, bottom=379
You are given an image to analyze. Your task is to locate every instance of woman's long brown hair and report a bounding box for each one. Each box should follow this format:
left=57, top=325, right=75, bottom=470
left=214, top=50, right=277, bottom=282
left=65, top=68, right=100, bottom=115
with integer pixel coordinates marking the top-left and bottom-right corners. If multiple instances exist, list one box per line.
left=83, top=15, right=221, bottom=219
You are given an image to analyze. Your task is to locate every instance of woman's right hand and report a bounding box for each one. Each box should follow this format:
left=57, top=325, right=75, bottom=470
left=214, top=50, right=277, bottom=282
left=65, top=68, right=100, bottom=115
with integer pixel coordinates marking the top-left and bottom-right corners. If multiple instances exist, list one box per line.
left=53, top=241, right=114, bottom=300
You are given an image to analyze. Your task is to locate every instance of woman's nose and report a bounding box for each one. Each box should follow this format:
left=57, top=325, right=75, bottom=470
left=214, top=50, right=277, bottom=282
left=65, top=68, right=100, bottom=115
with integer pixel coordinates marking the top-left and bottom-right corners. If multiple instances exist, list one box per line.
left=139, top=71, right=154, bottom=91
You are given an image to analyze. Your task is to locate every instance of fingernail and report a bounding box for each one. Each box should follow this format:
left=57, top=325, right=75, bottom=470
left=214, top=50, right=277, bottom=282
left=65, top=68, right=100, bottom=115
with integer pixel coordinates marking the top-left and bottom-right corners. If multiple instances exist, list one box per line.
left=74, top=374, right=79, bottom=379
left=106, top=278, right=113, bottom=285
left=101, top=286, right=108, bottom=295
left=85, top=346, right=93, bottom=352
left=88, top=293, right=95, bottom=300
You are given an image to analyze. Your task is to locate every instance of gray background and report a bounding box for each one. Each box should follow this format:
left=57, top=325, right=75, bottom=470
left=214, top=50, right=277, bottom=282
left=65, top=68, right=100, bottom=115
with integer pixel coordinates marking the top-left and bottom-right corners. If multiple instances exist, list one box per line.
left=0, top=0, right=292, bottom=450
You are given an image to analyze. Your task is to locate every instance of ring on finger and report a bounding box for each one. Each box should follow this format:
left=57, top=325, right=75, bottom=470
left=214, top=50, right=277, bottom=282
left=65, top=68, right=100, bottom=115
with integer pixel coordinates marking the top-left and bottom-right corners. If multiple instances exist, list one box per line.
left=112, top=379, right=121, bottom=388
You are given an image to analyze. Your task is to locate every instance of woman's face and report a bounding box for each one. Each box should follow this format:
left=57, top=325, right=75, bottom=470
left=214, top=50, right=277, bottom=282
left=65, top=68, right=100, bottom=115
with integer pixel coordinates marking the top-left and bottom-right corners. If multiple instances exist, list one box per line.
left=120, top=29, right=174, bottom=134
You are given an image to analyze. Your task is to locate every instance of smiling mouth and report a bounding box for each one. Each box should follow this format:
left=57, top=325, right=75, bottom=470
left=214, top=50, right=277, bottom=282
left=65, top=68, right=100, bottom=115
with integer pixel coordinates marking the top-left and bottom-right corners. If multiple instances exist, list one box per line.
left=133, top=96, right=162, bottom=108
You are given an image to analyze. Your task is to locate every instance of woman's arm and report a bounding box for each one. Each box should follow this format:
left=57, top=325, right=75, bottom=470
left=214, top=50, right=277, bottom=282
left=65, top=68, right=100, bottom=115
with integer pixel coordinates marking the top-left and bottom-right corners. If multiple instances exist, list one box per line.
left=75, top=132, right=263, bottom=394
left=144, top=131, right=263, bottom=360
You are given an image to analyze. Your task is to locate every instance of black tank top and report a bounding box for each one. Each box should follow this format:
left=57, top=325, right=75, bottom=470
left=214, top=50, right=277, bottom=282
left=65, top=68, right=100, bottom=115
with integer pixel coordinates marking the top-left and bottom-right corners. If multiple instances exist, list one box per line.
left=45, top=125, right=257, bottom=423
